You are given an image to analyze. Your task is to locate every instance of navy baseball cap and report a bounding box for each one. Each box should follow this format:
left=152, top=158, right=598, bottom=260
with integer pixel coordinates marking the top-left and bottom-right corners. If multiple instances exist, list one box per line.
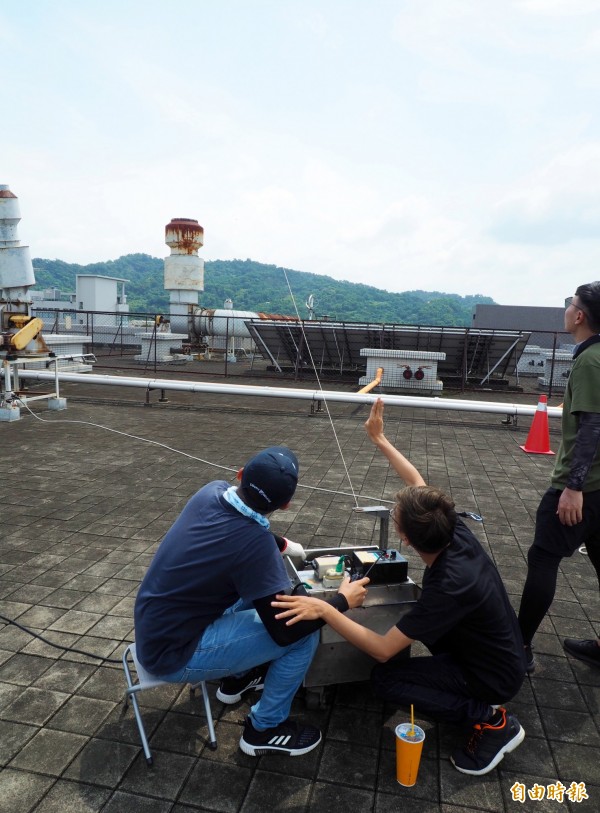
left=241, top=446, right=299, bottom=511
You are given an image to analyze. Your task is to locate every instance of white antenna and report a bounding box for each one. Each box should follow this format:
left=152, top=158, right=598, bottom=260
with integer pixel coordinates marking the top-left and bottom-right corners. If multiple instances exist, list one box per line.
left=306, top=294, right=315, bottom=320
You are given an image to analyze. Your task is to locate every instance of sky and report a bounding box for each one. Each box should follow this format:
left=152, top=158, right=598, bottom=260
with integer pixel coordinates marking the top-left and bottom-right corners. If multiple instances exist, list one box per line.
left=3, top=0, right=600, bottom=307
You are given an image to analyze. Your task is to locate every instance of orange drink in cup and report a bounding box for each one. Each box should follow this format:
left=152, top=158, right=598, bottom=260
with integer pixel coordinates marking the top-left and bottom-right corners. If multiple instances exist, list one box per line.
left=395, top=723, right=425, bottom=786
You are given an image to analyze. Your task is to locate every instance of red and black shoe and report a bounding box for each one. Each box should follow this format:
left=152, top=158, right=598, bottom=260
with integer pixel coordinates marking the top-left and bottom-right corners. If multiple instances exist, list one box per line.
left=450, top=707, right=525, bottom=775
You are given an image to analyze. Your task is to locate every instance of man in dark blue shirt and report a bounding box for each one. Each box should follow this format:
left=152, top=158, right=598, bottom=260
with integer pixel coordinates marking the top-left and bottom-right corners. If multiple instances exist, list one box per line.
left=135, top=446, right=367, bottom=757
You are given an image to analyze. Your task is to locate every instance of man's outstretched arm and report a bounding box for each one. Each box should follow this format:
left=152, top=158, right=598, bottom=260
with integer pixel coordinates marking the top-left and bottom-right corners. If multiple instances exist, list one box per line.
left=365, top=399, right=426, bottom=487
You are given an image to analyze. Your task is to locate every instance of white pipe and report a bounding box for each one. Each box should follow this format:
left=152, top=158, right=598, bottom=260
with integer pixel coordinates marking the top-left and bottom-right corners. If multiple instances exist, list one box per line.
left=17, top=369, right=563, bottom=419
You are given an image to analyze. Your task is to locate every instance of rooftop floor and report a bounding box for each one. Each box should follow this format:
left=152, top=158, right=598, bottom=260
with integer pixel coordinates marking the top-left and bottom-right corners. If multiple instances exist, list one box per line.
left=1, top=374, right=598, bottom=813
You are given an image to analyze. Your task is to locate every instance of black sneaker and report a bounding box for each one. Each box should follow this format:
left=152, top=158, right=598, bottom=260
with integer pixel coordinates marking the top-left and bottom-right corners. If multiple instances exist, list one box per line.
left=216, top=664, right=268, bottom=704
left=524, top=644, right=535, bottom=674
left=239, top=716, right=322, bottom=756
left=450, top=707, right=525, bottom=775
left=564, top=638, right=600, bottom=668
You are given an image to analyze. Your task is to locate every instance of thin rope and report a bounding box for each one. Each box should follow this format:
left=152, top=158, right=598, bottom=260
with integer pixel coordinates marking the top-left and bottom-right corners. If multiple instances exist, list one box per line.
left=282, top=269, right=359, bottom=508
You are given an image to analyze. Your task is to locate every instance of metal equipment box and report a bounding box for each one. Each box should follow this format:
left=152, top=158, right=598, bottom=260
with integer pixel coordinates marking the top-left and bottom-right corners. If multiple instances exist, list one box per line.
left=285, top=546, right=420, bottom=707
left=359, top=348, right=445, bottom=392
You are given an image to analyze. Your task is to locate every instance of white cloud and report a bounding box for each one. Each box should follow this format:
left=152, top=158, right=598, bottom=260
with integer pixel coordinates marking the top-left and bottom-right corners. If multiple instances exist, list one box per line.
left=491, top=143, right=600, bottom=244
left=517, top=0, right=600, bottom=16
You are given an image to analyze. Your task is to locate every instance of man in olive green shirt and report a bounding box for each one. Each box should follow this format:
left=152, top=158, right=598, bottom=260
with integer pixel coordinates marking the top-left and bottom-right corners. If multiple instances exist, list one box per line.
left=518, top=282, right=600, bottom=671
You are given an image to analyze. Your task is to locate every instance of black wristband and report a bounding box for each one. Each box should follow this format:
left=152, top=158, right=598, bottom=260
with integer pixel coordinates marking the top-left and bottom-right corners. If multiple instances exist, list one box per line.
left=328, top=593, right=349, bottom=613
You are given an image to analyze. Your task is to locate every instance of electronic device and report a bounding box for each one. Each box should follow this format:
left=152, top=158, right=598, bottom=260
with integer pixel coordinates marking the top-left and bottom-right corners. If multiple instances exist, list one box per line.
left=350, top=548, right=408, bottom=584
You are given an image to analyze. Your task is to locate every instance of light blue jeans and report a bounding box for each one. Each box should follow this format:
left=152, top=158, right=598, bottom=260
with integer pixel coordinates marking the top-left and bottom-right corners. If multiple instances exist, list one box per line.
left=156, top=600, right=320, bottom=730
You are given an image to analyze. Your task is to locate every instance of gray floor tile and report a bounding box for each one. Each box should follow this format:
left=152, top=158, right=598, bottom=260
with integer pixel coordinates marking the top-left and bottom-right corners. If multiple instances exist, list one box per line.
left=120, top=749, right=196, bottom=799
left=0, top=769, right=55, bottom=813
left=375, top=795, right=442, bottom=813
left=240, top=771, right=312, bottom=813
left=32, top=660, right=96, bottom=693
left=63, top=738, right=140, bottom=786
left=148, top=710, right=218, bottom=757
left=550, top=740, right=600, bottom=785
left=179, top=760, right=253, bottom=812
left=101, top=792, right=172, bottom=813
left=0, top=719, right=39, bottom=765
left=47, top=695, right=115, bottom=735
left=1, top=686, right=69, bottom=726
left=29, top=779, right=110, bottom=813
left=0, top=653, right=55, bottom=686
left=317, top=740, right=378, bottom=790
left=9, top=728, right=87, bottom=775
left=48, top=609, right=103, bottom=635
left=308, top=782, right=375, bottom=813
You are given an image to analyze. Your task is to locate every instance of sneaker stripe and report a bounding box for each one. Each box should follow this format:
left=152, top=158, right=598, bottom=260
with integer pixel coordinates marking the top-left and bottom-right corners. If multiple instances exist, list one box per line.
left=268, top=735, right=291, bottom=746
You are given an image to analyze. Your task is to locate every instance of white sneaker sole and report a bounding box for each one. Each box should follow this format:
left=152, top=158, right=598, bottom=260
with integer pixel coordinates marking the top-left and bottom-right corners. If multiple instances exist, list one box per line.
left=216, top=679, right=265, bottom=705
left=450, top=724, right=526, bottom=776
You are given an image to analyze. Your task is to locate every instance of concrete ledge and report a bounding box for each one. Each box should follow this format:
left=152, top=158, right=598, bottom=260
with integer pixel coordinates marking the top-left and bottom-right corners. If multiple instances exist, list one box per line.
left=0, top=405, right=21, bottom=421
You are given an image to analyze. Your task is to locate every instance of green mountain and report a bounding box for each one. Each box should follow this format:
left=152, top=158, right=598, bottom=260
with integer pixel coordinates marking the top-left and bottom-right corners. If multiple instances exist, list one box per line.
left=32, top=254, right=495, bottom=326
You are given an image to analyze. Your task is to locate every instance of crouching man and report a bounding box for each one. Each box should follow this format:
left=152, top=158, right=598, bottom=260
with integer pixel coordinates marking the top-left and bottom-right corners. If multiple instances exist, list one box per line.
left=273, top=401, right=527, bottom=775
left=134, top=446, right=367, bottom=757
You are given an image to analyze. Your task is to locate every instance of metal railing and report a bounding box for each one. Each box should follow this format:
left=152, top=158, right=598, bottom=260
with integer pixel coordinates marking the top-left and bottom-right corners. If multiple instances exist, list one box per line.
left=30, top=306, right=571, bottom=399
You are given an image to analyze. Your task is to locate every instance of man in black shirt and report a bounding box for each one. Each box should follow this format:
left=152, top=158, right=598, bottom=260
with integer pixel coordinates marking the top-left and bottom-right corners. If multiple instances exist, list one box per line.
left=273, top=399, right=527, bottom=775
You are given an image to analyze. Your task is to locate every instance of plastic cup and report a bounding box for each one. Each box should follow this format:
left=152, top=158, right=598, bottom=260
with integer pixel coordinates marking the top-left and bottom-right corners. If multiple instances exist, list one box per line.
left=395, top=723, right=425, bottom=786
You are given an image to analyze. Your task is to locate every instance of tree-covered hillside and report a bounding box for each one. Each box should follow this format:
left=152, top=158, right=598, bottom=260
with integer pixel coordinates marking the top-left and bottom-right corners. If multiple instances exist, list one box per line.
left=32, top=255, right=495, bottom=326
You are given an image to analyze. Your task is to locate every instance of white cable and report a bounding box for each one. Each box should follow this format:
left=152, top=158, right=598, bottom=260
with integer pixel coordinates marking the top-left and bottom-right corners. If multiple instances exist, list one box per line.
left=282, top=269, right=359, bottom=508
left=18, top=399, right=236, bottom=472
left=16, top=398, right=392, bottom=505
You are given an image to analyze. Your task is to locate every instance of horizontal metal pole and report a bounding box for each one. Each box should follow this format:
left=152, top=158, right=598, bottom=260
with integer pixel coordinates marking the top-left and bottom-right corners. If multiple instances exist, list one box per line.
left=17, top=369, right=563, bottom=419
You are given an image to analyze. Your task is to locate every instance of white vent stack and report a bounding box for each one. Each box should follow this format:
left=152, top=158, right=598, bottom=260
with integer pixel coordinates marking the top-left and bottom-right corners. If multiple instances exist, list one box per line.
left=164, top=218, right=204, bottom=333
left=0, top=185, right=35, bottom=310
left=1, top=184, right=77, bottom=420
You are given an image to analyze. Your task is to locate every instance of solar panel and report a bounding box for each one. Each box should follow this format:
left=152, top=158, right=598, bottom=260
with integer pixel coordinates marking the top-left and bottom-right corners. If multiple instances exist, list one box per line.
left=245, top=320, right=531, bottom=384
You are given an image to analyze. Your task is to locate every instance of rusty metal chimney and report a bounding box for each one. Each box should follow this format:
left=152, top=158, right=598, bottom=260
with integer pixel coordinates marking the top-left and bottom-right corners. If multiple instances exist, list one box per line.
left=164, top=217, right=204, bottom=333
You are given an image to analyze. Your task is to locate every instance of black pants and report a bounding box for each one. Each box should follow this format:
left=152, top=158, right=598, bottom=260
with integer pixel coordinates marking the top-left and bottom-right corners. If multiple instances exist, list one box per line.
left=371, top=653, right=495, bottom=727
left=518, top=487, right=600, bottom=646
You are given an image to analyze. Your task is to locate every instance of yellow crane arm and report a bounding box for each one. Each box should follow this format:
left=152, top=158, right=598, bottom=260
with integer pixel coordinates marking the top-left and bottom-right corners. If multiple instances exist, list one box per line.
left=9, top=317, right=45, bottom=350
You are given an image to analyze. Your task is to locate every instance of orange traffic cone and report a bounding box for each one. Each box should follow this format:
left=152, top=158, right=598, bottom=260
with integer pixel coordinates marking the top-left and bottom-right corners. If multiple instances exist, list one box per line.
left=520, top=395, right=554, bottom=455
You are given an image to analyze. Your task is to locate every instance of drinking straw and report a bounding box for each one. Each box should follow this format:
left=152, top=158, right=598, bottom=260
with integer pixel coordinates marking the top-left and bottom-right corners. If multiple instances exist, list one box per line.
left=410, top=705, right=415, bottom=736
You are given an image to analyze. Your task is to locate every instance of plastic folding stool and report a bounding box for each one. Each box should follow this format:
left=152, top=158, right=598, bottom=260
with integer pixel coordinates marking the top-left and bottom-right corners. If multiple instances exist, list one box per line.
left=122, top=642, right=217, bottom=765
